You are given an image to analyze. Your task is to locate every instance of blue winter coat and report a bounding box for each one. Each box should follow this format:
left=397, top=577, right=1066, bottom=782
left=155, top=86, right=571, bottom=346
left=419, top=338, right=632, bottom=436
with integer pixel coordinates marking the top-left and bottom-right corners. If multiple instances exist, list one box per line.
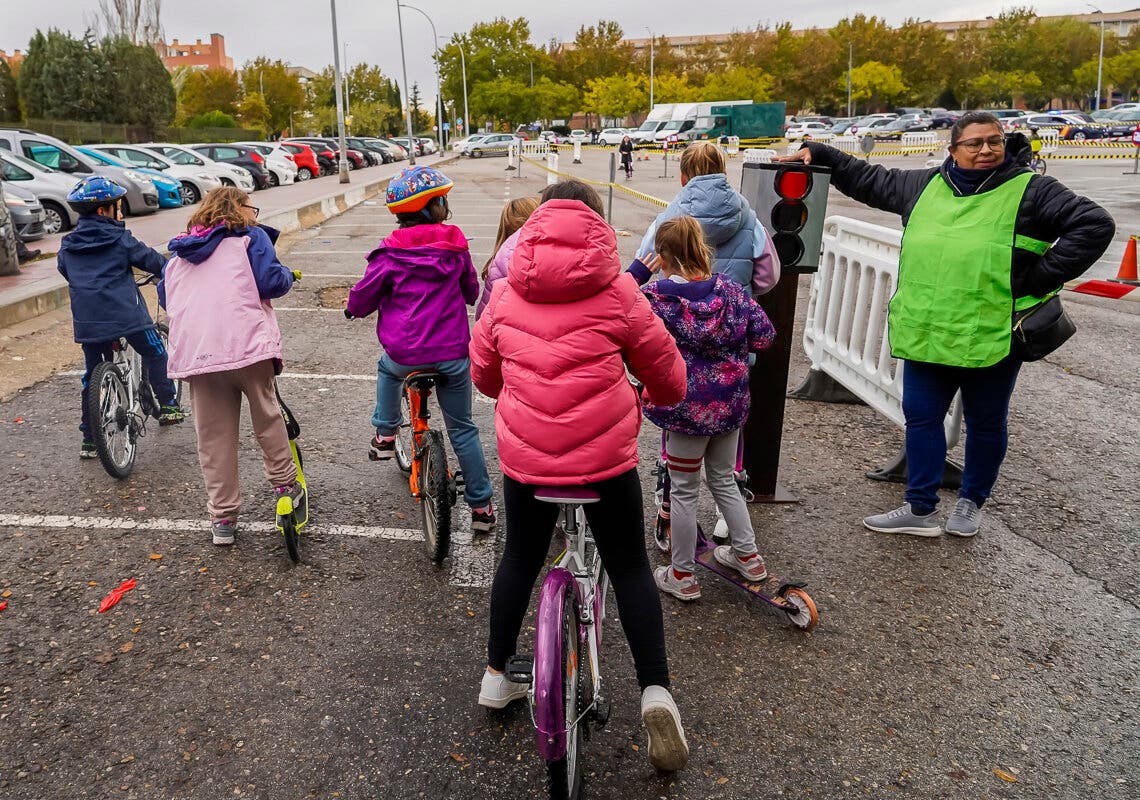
left=56, top=214, right=166, bottom=344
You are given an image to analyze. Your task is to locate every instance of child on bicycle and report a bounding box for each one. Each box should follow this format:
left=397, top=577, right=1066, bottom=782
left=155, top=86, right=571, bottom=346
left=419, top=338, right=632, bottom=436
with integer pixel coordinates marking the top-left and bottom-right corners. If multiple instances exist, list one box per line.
left=470, top=178, right=690, bottom=772
left=346, top=166, right=496, bottom=533
left=56, top=176, right=185, bottom=459
left=160, top=187, right=301, bottom=547
left=639, top=216, right=776, bottom=601
left=475, top=196, right=539, bottom=320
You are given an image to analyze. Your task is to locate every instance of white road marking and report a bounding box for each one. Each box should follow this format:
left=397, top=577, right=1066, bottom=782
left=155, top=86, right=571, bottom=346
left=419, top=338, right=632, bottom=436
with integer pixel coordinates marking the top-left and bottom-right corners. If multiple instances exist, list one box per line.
left=0, top=513, right=420, bottom=541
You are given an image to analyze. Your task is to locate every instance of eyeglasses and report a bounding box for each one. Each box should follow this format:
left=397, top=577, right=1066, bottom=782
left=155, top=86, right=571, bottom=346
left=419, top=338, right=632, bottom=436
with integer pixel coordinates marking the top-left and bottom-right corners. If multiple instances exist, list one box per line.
left=954, top=136, right=1006, bottom=152
left=243, top=204, right=260, bottom=217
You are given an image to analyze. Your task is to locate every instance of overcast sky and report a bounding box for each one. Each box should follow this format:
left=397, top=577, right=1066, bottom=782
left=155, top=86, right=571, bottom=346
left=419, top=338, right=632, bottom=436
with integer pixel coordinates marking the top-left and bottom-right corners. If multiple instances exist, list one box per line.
left=1, top=1, right=1126, bottom=107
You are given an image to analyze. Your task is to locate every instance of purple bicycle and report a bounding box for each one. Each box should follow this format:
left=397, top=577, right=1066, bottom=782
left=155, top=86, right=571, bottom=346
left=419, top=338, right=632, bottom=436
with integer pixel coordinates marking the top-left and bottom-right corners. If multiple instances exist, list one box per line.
left=504, top=487, right=611, bottom=800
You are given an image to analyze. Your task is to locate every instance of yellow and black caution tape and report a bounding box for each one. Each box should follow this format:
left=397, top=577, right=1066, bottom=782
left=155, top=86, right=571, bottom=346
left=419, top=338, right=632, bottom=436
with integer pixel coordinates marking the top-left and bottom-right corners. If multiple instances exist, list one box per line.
left=1048, top=152, right=1140, bottom=160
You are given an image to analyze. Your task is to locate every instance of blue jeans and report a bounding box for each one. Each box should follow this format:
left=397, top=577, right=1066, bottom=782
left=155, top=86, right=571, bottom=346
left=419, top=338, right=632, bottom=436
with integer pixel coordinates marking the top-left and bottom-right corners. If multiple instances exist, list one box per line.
left=372, top=354, right=493, bottom=508
left=902, top=357, right=1022, bottom=515
left=80, top=327, right=177, bottom=440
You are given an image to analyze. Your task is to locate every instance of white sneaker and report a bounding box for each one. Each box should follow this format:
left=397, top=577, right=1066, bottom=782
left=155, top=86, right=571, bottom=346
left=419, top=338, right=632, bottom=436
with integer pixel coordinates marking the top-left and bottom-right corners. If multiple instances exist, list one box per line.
left=478, top=669, right=528, bottom=709
left=654, top=565, right=701, bottom=601
left=712, top=510, right=729, bottom=542
left=712, top=545, right=768, bottom=582
left=641, top=685, right=689, bottom=772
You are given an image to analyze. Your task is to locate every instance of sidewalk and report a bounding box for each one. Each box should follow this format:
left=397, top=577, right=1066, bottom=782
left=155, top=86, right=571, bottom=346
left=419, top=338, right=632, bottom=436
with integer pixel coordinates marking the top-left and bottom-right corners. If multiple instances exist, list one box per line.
left=0, top=157, right=449, bottom=329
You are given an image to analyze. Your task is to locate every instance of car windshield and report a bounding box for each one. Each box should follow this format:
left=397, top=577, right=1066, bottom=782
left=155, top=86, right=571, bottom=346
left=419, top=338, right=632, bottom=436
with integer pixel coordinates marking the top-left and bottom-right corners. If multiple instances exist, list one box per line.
left=159, top=147, right=201, bottom=166
left=637, top=121, right=659, bottom=132
left=7, top=151, right=54, bottom=173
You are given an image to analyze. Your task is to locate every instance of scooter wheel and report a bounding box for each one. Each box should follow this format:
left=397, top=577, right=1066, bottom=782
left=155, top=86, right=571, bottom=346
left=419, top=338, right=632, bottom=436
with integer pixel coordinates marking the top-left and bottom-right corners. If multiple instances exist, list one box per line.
left=781, top=588, right=819, bottom=631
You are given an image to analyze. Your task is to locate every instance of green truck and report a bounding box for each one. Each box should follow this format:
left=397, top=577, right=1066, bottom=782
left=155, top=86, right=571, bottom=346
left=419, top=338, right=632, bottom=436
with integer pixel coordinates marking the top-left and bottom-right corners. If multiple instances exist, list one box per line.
left=691, top=102, right=787, bottom=141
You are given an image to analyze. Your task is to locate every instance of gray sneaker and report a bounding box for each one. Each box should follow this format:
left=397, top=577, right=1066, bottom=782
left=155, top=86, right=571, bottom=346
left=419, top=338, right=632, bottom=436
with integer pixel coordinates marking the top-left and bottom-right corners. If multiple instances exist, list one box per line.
left=212, top=518, right=237, bottom=546
left=862, top=504, right=942, bottom=537
left=945, top=498, right=981, bottom=537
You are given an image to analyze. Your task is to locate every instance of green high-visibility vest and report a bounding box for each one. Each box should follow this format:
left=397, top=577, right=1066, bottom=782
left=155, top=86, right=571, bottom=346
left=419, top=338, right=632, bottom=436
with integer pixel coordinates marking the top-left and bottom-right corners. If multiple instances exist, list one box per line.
left=890, top=172, right=1052, bottom=368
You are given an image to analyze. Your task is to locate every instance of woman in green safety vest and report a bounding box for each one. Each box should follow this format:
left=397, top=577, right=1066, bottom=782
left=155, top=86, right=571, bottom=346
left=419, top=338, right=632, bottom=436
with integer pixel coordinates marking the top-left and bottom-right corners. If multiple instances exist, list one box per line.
left=780, top=111, right=1114, bottom=538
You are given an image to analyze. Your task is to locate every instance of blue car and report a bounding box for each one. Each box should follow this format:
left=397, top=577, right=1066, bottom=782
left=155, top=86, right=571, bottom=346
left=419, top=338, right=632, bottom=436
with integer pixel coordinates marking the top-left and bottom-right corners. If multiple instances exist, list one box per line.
left=77, top=146, right=182, bottom=208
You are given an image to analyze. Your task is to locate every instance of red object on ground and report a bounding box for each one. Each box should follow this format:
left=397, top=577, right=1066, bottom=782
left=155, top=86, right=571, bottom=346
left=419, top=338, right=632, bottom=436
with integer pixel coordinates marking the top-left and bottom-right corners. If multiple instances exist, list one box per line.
left=98, top=579, right=137, bottom=613
left=0, top=601, right=8, bottom=612
left=1110, top=235, right=1138, bottom=284
left=1071, top=279, right=1136, bottom=299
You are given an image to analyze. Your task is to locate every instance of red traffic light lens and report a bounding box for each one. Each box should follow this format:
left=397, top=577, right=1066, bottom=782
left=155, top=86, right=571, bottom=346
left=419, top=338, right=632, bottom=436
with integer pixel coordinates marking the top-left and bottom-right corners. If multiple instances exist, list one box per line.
left=771, top=200, right=808, bottom=232
left=775, top=169, right=811, bottom=200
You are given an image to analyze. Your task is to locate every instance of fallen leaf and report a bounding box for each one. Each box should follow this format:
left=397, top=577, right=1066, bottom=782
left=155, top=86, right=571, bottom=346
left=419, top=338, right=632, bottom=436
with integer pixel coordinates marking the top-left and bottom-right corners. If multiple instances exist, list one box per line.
left=631, top=744, right=639, bottom=751
left=449, top=753, right=466, bottom=763
left=119, top=642, right=134, bottom=653
left=88, top=581, right=98, bottom=587
left=993, top=769, right=1019, bottom=783
left=1, top=589, right=11, bottom=598
left=716, top=777, right=729, bottom=785
left=94, top=652, right=117, bottom=665
left=149, top=554, right=163, bottom=561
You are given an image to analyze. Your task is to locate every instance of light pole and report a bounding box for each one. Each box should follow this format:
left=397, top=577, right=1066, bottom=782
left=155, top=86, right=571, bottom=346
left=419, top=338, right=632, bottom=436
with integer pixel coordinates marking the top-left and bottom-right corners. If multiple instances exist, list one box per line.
left=846, top=43, right=853, bottom=118
left=1087, top=6, right=1106, bottom=110
left=400, top=3, right=442, bottom=155
left=645, top=28, right=655, bottom=108
left=343, top=42, right=351, bottom=121
left=440, top=34, right=469, bottom=142
left=394, top=0, right=417, bottom=164
left=329, top=0, right=349, bottom=181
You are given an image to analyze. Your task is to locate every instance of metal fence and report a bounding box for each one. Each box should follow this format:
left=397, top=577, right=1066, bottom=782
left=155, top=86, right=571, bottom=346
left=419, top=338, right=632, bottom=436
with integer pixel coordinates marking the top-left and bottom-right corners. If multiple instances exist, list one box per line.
left=23, top=119, right=262, bottom=145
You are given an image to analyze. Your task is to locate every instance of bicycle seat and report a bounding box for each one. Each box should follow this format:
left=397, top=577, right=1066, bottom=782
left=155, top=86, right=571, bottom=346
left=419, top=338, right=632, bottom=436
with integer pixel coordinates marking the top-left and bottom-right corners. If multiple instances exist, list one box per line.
left=405, top=370, right=446, bottom=390
left=534, top=487, right=602, bottom=505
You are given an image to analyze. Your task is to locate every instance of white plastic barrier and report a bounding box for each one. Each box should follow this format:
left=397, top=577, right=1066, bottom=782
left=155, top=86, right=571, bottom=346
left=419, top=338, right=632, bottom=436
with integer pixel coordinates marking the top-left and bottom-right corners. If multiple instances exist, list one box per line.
left=724, top=136, right=740, bottom=155
left=521, top=140, right=550, bottom=157
left=507, top=141, right=520, bottom=170
left=546, top=150, right=559, bottom=185
left=803, top=215, right=962, bottom=445
left=743, top=148, right=777, bottom=164
left=832, top=135, right=860, bottom=154
left=1038, top=128, right=1060, bottom=154
left=901, top=132, right=939, bottom=150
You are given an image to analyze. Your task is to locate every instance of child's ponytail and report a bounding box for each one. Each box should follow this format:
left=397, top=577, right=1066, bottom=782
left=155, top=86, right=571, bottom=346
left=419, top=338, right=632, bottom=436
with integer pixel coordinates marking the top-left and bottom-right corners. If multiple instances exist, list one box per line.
left=655, top=216, right=713, bottom=281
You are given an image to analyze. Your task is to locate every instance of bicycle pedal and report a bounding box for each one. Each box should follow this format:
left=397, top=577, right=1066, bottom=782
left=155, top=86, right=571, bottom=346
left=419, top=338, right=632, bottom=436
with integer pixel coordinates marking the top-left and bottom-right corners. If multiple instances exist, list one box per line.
left=505, top=655, right=534, bottom=685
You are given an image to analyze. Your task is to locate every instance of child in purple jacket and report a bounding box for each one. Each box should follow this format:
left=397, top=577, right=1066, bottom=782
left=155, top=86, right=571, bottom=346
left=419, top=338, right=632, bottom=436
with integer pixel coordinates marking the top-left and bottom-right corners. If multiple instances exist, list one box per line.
left=346, top=166, right=495, bottom=532
left=641, top=216, right=776, bottom=602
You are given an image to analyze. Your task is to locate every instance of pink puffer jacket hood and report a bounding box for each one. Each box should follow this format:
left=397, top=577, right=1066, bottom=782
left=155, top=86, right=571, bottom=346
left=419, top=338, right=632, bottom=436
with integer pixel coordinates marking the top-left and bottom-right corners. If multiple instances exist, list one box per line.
left=470, top=200, right=686, bottom=485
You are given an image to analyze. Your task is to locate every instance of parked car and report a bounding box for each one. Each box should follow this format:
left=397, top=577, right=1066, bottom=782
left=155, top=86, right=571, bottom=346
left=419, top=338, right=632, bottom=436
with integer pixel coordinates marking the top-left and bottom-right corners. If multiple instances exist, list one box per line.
left=454, top=134, right=488, bottom=155
left=0, top=128, right=159, bottom=216
left=569, top=129, right=588, bottom=143
left=365, top=137, right=408, bottom=161
left=929, top=109, right=961, bottom=129
left=345, top=137, right=391, bottom=165
left=287, top=137, right=364, bottom=170
left=391, top=137, right=425, bottom=157
left=76, top=147, right=182, bottom=209
left=0, top=151, right=81, bottom=234
left=234, top=142, right=298, bottom=186
left=277, top=141, right=322, bottom=179
left=790, top=115, right=834, bottom=127
left=82, top=143, right=223, bottom=205
left=283, top=140, right=335, bottom=176
left=597, top=128, right=630, bottom=145
left=785, top=121, right=831, bottom=140
left=466, top=133, right=519, bottom=158
left=1008, top=113, right=1107, bottom=141
left=188, top=144, right=271, bottom=189
left=4, top=182, right=46, bottom=242
left=871, top=117, right=914, bottom=140
left=1102, top=110, right=1140, bottom=138
left=139, top=143, right=257, bottom=193
left=418, top=137, right=438, bottom=155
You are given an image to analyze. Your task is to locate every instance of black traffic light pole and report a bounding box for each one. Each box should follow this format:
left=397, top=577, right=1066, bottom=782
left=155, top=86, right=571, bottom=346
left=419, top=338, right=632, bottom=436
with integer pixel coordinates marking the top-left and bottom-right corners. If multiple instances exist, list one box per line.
left=739, top=162, right=831, bottom=502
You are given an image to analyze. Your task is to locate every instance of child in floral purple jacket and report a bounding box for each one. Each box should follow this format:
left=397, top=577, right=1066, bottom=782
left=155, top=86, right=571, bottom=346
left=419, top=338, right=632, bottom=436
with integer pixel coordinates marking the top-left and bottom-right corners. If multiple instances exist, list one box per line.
left=641, top=216, right=776, bottom=601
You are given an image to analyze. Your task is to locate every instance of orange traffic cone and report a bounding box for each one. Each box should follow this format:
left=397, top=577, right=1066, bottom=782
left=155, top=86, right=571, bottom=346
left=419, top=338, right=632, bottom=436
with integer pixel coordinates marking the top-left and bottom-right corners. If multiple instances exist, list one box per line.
left=1111, top=235, right=1139, bottom=285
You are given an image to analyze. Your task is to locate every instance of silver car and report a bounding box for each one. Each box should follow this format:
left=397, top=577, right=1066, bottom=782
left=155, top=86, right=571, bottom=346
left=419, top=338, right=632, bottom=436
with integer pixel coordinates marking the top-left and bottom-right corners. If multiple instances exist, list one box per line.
left=138, top=143, right=257, bottom=193
left=85, top=144, right=223, bottom=205
left=466, top=133, right=517, bottom=158
left=0, top=150, right=81, bottom=234
left=4, top=182, right=46, bottom=242
left=0, top=128, right=159, bottom=216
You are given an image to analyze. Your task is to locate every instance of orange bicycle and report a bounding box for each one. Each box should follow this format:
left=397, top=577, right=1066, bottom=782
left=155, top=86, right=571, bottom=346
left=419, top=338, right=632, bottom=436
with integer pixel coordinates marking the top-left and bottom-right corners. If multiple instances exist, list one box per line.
left=386, top=371, right=459, bottom=564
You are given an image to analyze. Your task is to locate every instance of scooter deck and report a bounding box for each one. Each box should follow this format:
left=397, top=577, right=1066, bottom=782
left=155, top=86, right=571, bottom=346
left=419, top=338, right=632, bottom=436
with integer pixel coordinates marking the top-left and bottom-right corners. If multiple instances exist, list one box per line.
left=693, top=542, right=800, bottom=612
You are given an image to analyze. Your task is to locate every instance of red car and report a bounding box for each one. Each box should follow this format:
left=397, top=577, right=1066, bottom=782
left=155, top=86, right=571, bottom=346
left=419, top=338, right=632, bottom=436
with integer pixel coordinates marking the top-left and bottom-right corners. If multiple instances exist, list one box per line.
left=279, top=142, right=321, bottom=181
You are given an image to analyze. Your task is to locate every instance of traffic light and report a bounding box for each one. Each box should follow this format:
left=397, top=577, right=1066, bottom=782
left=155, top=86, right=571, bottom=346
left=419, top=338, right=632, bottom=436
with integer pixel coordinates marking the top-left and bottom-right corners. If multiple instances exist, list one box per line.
left=740, top=162, right=831, bottom=273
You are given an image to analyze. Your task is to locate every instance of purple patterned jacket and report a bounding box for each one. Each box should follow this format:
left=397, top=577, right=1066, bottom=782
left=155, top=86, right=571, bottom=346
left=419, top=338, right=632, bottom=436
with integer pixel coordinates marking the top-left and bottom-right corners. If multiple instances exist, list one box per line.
left=642, top=273, right=775, bottom=436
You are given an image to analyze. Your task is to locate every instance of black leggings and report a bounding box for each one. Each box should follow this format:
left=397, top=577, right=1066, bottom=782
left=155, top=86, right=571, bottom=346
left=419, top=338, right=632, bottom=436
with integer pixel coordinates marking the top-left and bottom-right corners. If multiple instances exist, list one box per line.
left=487, top=469, right=670, bottom=690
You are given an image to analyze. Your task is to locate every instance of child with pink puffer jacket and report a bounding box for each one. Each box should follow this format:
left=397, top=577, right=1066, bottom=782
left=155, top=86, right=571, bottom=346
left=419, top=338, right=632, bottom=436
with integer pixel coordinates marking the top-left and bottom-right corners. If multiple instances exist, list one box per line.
left=469, top=179, right=690, bottom=774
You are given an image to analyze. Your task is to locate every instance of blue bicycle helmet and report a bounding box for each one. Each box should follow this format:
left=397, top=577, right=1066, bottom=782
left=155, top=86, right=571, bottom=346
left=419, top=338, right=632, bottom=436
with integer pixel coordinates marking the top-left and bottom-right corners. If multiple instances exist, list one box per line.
left=66, top=176, right=127, bottom=214
left=385, top=166, right=453, bottom=214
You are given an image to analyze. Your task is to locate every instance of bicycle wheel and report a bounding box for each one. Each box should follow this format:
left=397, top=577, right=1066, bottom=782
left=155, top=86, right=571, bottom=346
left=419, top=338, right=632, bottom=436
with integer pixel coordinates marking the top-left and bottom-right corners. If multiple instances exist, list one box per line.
left=546, top=585, right=585, bottom=800
left=280, top=512, right=300, bottom=564
left=394, top=390, right=414, bottom=476
left=155, top=324, right=183, bottom=407
left=419, top=429, right=452, bottom=564
left=87, top=361, right=136, bottom=479
left=1033, top=157, right=1047, bottom=175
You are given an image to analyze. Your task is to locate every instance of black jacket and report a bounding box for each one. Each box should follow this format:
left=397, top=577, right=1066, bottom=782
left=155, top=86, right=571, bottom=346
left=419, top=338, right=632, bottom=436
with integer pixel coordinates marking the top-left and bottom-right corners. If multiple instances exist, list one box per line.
left=803, top=134, right=1115, bottom=298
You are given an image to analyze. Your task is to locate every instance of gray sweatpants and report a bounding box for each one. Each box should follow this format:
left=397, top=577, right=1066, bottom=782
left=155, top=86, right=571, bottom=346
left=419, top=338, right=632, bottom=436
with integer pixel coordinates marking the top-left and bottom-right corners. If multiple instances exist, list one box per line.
left=667, top=429, right=758, bottom=574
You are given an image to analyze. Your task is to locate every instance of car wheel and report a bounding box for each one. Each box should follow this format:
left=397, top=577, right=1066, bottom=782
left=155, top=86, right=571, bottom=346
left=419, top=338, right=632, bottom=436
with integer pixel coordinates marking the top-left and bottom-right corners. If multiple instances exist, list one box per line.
left=178, top=182, right=200, bottom=205
left=472, top=149, right=482, bottom=158
left=40, top=201, right=68, bottom=235
left=268, top=171, right=280, bottom=187
left=296, top=167, right=312, bottom=181
left=1074, top=131, right=1087, bottom=141
left=220, top=177, right=235, bottom=187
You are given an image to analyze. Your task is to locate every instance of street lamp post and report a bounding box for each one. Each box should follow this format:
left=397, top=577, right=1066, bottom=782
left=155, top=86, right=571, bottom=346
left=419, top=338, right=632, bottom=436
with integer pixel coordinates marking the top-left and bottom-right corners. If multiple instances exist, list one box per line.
left=440, top=34, right=469, bottom=142
left=846, top=43, right=853, bottom=118
left=400, top=3, right=443, bottom=156
left=329, top=0, right=350, bottom=182
left=343, top=42, right=351, bottom=122
left=645, top=28, right=655, bottom=108
left=394, top=0, right=417, bottom=165
left=1091, top=7, right=1106, bottom=110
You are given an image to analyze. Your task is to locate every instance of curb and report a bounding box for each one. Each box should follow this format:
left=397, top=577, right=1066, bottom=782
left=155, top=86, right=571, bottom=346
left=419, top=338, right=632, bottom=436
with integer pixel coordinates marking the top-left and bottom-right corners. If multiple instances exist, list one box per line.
left=0, top=169, right=413, bottom=331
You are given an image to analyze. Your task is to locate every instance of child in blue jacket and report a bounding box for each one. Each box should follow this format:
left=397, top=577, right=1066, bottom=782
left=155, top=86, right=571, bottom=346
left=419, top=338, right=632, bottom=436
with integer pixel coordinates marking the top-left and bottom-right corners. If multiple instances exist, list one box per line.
left=56, top=177, right=185, bottom=458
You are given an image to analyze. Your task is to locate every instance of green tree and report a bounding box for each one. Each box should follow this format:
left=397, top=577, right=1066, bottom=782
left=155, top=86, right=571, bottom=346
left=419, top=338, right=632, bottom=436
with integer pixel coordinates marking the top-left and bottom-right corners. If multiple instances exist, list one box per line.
left=700, top=66, right=774, bottom=103
left=0, top=59, right=19, bottom=122
left=240, top=58, right=304, bottom=133
left=559, top=20, right=634, bottom=84
left=186, top=110, right=237, bottom=128
left=177, top=67, right=240, bottom=121
left=845, top=61, right=907, bottom=113
left=101, top=36, right=174, bottom=131
left=582, top=73, right=647, bottom=120
left=653, top=72, right=697, bottom=103
left=529, top=77, right=579, bottom=124
left=19, top=29, right=112, bottom=121
left=236, top=92, right=269, bottom=131
left=964, top=70, right=1042, bottom=107
left=437, top=18, right=538, bottom=119
left=469, top=77, right=529, bottom=128
left=1105, top=49, right=1140, bottom=102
